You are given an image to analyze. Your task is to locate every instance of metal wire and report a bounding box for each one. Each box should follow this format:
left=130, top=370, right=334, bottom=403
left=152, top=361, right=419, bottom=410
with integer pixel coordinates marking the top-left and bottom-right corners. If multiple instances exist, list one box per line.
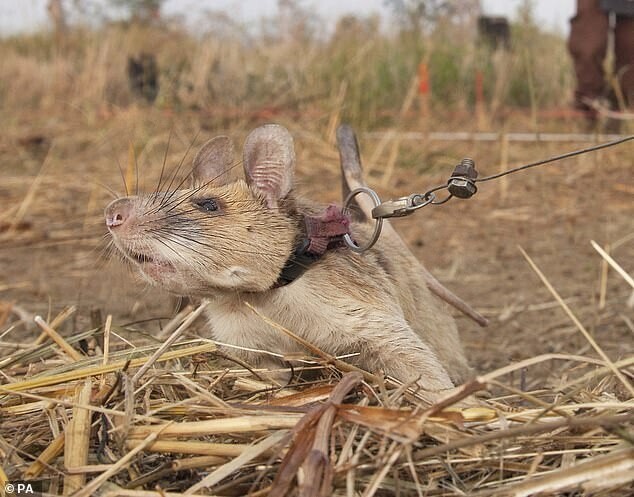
left=344, top=134, right=633, bottom=252
left=419, top=134, right=634, bottom=199
left=476, top=135, right=634, bottom=183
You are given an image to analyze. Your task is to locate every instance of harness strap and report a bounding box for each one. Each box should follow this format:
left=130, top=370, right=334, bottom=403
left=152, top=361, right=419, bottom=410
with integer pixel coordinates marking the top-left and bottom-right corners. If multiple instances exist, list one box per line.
left=273, top=205, right=351, bottom=288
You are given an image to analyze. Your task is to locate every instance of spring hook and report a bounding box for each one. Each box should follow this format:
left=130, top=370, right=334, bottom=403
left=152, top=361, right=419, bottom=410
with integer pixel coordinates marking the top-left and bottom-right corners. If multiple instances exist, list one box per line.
left=371, top=192, right=436, bottom=219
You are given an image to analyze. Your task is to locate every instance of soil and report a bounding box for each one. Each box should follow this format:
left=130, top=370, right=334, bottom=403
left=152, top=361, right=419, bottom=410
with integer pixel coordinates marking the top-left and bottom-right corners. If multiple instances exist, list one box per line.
left=1, top=107, right=633, bottom=388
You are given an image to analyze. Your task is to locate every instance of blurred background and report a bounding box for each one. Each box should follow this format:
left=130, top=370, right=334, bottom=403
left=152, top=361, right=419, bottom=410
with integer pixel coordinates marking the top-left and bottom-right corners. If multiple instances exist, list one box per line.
left=0, top=0, right=581, bottom=128
left=0, top=0, right=632, bottom=374
left=1, top=1, right=577, bottom=36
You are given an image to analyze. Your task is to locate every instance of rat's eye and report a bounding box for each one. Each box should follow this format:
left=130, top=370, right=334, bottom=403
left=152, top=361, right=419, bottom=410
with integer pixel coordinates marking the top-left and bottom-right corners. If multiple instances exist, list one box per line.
left=194, top=198, right=219, bottom=212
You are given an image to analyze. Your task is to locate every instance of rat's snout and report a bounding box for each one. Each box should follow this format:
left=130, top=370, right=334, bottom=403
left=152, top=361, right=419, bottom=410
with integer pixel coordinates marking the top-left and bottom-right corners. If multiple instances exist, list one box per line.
left=105, top=198, right=135, bottom=229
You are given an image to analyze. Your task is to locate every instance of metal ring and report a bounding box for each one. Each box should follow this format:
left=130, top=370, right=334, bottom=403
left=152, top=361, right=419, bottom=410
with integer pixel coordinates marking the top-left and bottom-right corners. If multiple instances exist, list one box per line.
left=342, top=187, right=383, bottom=253
left=410, top=192, right=437, bottom=210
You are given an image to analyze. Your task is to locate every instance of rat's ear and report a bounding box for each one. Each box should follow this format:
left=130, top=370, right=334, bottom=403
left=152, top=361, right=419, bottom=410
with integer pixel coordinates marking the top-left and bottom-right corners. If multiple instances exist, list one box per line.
left=192, top=136, right=235, bottom=187
left=243, top=124, right=295, bottom=208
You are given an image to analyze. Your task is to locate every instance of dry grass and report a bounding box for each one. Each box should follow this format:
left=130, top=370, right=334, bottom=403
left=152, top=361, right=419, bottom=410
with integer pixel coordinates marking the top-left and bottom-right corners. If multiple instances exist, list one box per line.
left=0, top=12, right=573, bottom=129
left=1, top=123, right=633, bottom=494
left=1, top=92, right=633, bottom=494
left=1, top=8, right=633, bottom=495
left=0, top=293, right=632, bottom=495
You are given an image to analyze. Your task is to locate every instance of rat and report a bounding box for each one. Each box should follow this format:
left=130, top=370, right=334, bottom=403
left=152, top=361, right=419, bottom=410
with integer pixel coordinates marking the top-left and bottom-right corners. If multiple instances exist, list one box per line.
left=105, top=124, right=474, bottom=398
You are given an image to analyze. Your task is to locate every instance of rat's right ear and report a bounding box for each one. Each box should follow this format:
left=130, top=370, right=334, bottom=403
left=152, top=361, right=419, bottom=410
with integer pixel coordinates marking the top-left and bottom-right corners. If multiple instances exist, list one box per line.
left=192, top=136, right=235, bottom=187
left=243, top=124, right=295, bottom=208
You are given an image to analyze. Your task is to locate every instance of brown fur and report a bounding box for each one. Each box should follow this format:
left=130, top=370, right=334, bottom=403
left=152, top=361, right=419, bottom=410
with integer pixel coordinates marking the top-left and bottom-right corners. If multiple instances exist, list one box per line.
left=105, top=125, right=472, bottom=398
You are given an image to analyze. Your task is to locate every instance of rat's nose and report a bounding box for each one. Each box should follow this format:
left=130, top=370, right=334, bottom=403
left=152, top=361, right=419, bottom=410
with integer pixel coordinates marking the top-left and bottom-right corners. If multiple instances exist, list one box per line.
left=105, top=198, right=134, bottom=228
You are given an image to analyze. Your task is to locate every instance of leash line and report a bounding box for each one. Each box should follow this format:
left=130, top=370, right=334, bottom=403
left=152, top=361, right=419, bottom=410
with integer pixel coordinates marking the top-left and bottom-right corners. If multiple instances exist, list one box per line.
left=343, top=134, right=633, bottom=253
left=476, top=134, right=634, bottom=183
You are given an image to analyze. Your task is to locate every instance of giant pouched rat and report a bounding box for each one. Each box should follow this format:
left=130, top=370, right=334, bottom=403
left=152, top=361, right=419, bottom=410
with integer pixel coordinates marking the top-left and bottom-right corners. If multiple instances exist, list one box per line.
left=105, top=124, right=474, bottom=396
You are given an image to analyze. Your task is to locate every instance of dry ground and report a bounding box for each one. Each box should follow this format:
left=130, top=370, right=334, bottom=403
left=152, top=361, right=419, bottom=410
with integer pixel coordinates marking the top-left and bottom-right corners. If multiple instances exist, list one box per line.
left=0, top=105, right=633, bottom=494
left=1, top=108, right=632, bottom=376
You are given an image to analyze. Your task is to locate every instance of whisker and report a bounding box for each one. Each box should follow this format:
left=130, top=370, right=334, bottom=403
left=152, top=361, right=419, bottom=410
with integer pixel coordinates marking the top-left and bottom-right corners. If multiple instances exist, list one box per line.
left=133, top=141, right=140, bottom=197
left=153, top=234, right=213, bottom=266
left=96, top=181, right=121, bottom=201
left=159, top=130, right=201, bottom=209
left=154, top=235, right=250, bottom=285
left=155, top=159, right=245, bottom=215
left=138, top=207, right=200, bottom=225
left=154, top=128, right=173, bottom=199
left=148, top=228, right=291, bottom=259
left=116, top=155, right=129, bottom=197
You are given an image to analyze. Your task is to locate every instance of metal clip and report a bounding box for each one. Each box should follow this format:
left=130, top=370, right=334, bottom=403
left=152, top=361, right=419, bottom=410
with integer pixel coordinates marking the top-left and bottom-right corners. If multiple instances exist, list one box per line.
left=371, top=193, right=435, bottom=219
